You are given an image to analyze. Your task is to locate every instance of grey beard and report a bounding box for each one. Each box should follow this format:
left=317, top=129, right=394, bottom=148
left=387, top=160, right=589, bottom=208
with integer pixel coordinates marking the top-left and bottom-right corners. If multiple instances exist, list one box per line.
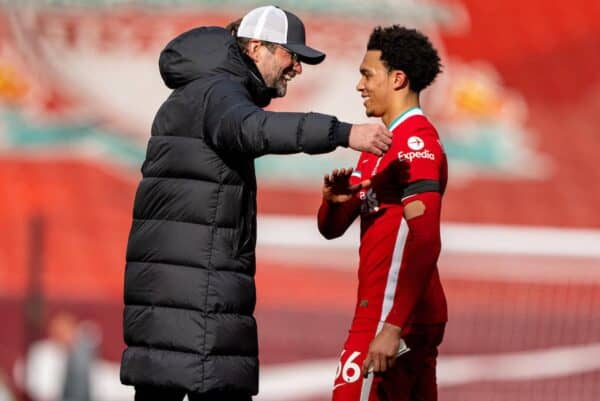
left=272, top=81, right=287, bottom=97
left=267, top=74, right=288, bottom=97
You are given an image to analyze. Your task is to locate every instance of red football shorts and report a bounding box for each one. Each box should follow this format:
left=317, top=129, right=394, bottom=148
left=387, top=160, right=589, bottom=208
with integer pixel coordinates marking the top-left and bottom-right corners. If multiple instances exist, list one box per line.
left=332, top=320, right=445, bottom=401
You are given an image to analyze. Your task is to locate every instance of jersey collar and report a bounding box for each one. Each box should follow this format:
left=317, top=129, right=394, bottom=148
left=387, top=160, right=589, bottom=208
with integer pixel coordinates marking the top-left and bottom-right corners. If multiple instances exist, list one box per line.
left=387, top=107, right=424, bottom=132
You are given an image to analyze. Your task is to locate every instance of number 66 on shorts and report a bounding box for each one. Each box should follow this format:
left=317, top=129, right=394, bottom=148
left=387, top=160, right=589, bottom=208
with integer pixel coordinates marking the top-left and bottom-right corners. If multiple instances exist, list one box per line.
left=332, top=349, right=372, bottom=400
left=335, top=350, right=362, bottom=385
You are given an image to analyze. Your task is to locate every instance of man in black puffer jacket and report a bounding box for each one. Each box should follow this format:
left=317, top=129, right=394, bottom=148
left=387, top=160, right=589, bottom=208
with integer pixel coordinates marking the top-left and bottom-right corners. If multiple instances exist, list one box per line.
left=120, top=5, right=392, bottom=401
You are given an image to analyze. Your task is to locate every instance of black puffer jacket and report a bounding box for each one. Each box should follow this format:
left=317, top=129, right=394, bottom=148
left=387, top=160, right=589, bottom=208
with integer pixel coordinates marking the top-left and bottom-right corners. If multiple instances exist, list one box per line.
left=120, top=27, right=350, bottom=395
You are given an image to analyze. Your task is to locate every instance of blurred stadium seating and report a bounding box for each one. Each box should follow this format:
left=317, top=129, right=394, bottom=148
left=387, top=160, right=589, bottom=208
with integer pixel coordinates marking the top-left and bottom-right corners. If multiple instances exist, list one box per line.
left=0, top=1, right=599, bottom=400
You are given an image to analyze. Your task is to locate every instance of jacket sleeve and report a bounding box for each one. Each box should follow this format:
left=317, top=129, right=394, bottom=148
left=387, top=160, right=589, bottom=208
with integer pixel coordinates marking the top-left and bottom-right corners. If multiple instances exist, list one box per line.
left=203, top=80, right=350, bottom=156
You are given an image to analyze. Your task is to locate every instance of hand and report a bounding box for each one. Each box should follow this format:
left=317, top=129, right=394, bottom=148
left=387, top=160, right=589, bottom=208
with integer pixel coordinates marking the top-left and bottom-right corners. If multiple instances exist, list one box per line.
left=322, top=168, right=361, bottom=204
left=362, top=323, right=403, bottom=377
left=348, top=123, right=392, bottom=156
left=353, top=159, right=410, bottom=205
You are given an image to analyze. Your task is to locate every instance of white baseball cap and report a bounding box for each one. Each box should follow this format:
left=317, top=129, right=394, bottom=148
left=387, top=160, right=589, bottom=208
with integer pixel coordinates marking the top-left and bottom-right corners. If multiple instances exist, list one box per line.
left=237, top=5, right=326, bottom=65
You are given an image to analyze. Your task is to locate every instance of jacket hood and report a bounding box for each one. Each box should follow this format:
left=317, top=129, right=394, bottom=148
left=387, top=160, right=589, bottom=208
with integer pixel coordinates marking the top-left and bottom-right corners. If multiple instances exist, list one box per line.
left=159, top=27, right=275, bottom=107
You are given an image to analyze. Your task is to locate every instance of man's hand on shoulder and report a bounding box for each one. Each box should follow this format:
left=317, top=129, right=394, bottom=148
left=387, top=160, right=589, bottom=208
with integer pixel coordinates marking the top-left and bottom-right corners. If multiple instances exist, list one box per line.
left=349, top=124, right=392, bottom=156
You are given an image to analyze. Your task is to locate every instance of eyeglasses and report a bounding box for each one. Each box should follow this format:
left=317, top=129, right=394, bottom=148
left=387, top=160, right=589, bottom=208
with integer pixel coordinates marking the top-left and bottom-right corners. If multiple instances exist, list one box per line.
left=275, top=44, right=300, bottom=64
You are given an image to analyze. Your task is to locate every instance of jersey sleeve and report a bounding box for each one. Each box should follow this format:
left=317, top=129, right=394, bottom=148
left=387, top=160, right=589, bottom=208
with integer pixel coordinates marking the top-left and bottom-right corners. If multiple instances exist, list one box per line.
left=369, top=127, right=444, bottom=203
left=377, top=126, right=445, bottom=328
left=317, top=197, right=360, bottom=239
left=384, top=191, right=442, bottom=329
left=316, top=153, right=365, bottom=239
left=391, top=127, right=443, bottom=182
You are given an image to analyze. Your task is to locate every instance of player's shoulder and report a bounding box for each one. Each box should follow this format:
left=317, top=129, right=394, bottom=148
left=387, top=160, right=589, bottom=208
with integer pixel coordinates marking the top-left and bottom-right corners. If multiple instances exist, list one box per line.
left=403, top=115, right=439, bottom=138
left=393, top=115, right=440, bottom=148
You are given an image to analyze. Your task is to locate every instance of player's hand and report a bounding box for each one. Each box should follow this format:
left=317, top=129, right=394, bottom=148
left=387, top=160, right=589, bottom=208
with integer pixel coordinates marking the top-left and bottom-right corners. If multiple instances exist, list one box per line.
left=351, top=159, right=410, bottom=205
left=348, top=123, right=392, bottom=156
left=322, top=168, right=361, bottom=204
left=362, top=323, right=403, bottom=377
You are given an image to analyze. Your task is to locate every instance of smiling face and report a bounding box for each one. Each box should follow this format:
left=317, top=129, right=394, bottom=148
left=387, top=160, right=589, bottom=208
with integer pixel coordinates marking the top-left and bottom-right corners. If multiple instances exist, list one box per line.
left=254, top=43, right=303, bottom=97
left=356, top=50, right=397, bottom=119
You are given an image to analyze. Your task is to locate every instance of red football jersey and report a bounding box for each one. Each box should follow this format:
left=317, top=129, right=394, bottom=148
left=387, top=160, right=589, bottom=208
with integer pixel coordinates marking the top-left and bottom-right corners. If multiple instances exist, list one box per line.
left=348, top=107, right=448, bottom=329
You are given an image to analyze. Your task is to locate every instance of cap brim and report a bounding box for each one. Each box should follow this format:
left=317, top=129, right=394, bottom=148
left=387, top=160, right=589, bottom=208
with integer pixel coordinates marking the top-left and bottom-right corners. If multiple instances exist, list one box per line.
left=283, top=43, right=326, bottom=65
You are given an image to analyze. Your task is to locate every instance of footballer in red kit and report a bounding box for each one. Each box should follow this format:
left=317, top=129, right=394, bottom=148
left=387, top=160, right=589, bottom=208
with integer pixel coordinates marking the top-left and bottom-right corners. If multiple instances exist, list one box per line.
left=318, top=26, right=447, bottom=401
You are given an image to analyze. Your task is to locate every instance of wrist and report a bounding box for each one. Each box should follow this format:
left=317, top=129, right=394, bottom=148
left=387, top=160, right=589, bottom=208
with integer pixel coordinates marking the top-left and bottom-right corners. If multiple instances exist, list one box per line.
left=322, top=193, right=349, bottom=205
left=324, top=197, right=345, bottom=205
left=382, top=322, right=403, bottom=337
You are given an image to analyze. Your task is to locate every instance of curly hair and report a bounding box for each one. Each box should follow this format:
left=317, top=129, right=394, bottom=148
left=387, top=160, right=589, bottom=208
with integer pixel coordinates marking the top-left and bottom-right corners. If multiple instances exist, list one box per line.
left=367, top=25, right=442, bottom=93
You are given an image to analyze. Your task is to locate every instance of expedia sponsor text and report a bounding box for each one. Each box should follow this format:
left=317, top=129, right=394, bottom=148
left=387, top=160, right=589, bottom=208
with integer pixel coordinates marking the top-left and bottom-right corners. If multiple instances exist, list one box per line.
left=397, top=149, right=436, bottom=162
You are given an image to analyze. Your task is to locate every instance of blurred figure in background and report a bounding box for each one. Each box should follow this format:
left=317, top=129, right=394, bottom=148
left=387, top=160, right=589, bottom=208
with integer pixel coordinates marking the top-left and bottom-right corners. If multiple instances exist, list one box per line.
left=0, top=370, right=15, bottom=401
left=120, top=5, right=392, bottom=401
left=23, top=313, right=100, bottom=401
left=24, top=313, right=76, bottom=401
left=318, top=26, right=447, bottom=401
left=62, top=322, right=101, bottom=401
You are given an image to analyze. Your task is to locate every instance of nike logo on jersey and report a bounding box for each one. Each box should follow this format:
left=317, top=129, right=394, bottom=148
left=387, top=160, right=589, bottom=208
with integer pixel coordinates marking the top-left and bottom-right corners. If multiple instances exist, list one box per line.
left=333, top=382, right=348, bottom=390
